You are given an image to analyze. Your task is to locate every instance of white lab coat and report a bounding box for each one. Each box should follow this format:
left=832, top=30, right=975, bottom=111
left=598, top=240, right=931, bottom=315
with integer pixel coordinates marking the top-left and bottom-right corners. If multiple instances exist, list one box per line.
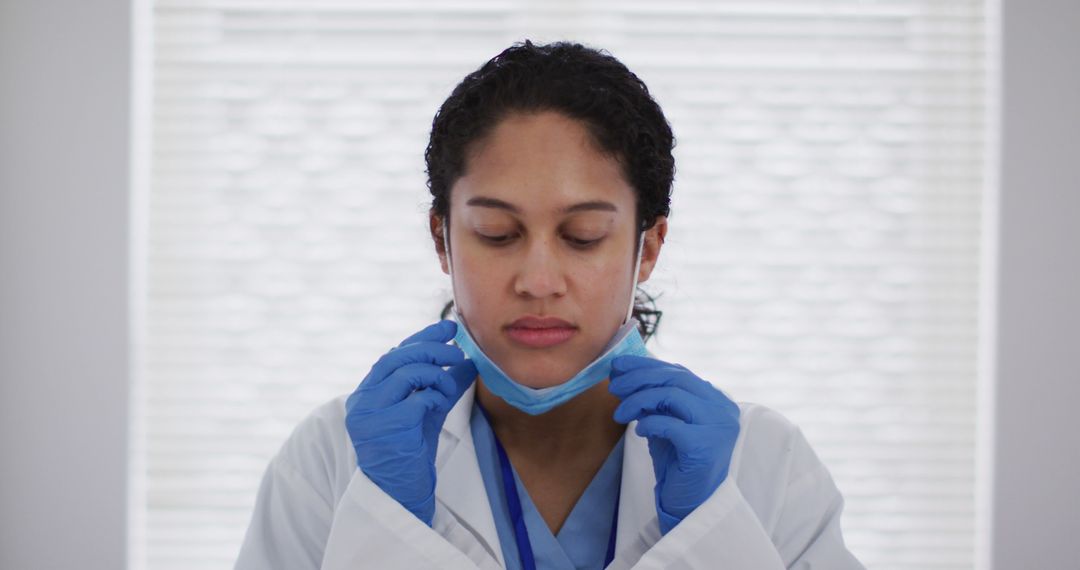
left=236, top=382, right=865, bottom=569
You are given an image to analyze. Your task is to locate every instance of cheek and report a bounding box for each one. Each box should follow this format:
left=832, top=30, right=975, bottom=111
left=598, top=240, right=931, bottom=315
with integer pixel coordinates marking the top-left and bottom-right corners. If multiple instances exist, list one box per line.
left=573, top=259, right=619, bottom=283
left=572, top=257, right=633, bottom=304
left=451, top=251, right=502, bottom=313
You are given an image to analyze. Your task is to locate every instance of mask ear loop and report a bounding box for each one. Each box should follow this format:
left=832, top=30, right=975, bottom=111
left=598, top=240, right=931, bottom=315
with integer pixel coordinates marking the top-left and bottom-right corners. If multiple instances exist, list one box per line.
left=443, top=221, right=461, bottom=322
left=624, top=230, right=647, bottom=326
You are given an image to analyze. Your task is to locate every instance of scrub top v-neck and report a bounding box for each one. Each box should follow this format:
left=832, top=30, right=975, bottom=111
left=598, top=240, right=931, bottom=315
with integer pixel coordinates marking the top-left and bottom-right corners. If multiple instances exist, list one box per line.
left=470, top=404, right=625, bottom=570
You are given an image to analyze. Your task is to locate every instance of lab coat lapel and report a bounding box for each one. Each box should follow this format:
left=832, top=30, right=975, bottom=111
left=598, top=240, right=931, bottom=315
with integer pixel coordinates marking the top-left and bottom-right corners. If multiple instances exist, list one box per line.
left=433, top=383, right=505, bottom=569
left=611, top=421, right=663, bottom=569
left=610, top=348, right=664, bottom=568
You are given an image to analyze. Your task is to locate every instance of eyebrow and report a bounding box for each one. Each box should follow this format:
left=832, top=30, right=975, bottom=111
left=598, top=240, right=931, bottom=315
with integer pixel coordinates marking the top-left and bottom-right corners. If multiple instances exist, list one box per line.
left=465, top=196, right=617, bottom=214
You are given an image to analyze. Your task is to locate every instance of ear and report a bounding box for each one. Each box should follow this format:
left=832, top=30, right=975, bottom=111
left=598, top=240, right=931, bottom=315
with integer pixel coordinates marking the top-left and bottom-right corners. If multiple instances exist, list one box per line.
left=636, top=216, right=668, bottom=284
left=429, top=211, right=450, bottom=275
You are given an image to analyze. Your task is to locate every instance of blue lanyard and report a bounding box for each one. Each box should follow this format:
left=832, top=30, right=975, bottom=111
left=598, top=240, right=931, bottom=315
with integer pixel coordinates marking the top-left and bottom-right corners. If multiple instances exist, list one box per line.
left=484, top=410, right=620, bottom=570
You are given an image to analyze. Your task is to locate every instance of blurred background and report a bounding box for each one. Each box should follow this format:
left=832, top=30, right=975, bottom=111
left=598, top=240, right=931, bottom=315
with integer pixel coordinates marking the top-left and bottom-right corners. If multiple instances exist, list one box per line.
left=1, top=1, right=1077, bottom=569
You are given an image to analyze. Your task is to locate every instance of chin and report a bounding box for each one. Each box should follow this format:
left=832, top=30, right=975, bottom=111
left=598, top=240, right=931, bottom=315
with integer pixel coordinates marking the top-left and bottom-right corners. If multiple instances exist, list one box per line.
left=502, top=360, right=580, bottom=388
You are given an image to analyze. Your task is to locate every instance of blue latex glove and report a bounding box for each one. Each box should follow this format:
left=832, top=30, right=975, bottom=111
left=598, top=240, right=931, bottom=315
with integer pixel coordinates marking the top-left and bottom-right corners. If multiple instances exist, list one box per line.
left=608, top=355, right=741, bottom=535
left=345, top=320, right=478, bottom=526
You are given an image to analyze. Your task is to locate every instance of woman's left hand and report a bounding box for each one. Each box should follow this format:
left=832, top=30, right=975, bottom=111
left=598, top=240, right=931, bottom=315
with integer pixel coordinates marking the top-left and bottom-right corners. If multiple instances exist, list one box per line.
left=608, top=355, right=741, bottom=535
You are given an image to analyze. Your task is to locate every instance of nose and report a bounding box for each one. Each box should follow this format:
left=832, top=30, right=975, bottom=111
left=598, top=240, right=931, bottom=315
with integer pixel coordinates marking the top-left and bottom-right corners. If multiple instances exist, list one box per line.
left=513, top=236, right=567, bottom=299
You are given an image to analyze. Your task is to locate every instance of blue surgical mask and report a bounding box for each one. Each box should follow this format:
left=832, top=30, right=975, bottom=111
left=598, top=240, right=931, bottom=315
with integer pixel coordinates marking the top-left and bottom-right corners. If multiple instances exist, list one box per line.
left=443, top=223, right=650, bottom=415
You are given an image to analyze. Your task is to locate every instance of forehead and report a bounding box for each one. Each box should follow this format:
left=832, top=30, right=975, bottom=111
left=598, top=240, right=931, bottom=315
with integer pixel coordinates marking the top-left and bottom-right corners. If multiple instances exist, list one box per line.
left=452, top=111, right=634, bottom=216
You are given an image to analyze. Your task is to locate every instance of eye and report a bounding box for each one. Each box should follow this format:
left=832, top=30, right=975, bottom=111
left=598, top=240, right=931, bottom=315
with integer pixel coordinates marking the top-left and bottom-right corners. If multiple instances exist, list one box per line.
left=565, top=235, right=602, bottom=249
left=478, top=233, right=515, bottom=245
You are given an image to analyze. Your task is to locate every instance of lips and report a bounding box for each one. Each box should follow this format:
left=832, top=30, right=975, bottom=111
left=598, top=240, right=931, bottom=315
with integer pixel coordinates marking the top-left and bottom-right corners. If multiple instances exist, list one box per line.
left=508, top=315, right=575, bottom=329
left=505, top=315, right=577, bottom=348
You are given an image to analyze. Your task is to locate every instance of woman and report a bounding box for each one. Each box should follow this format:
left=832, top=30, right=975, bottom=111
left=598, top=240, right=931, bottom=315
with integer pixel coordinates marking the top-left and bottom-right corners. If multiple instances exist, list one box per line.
left=236, top=40, right=865, bottom=570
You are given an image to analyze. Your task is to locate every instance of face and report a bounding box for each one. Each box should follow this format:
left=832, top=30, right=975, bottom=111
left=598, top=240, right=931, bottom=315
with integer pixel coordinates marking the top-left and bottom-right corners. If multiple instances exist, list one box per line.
left=431, top=111, right=667, bottom=388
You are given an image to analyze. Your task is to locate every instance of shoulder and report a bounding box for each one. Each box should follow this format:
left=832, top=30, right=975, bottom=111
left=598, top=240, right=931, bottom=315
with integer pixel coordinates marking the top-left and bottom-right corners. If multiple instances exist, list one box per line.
left=269, top=393, right=356, bottom=508
left=731, top=401, right=830, bottom=483
left=729, top=402, right=839, bottom=532
left=733, top=402, right=811, bottom=459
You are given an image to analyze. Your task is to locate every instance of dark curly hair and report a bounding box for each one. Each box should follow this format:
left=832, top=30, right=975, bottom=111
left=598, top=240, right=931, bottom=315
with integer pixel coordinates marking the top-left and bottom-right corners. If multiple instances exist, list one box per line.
left=426, top=40, right=674, bottom=342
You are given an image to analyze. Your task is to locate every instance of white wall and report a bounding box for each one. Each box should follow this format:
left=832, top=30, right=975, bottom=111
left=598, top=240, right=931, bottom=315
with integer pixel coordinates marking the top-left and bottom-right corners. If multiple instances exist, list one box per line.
left=0, top=1, right=133, bottom=569
left=991, top=0, right=1080, bottom=567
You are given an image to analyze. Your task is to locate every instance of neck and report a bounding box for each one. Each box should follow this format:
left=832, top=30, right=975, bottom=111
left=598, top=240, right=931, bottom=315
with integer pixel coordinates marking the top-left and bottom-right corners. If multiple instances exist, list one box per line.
left=476, top=378, right=625, bottom=459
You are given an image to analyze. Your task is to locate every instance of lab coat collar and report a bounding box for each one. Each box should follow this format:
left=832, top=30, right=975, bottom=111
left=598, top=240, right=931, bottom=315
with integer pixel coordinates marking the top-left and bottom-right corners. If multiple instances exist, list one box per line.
left=433, top=380, right=661, bottom=569
left=615, top=420, right=662, bottom=566
left=435, top=382, right=505, bottom=568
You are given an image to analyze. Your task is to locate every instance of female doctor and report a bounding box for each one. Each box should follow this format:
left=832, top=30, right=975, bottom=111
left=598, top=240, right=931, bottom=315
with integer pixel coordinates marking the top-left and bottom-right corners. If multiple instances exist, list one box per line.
left=236, top=40, right=865, bottom=570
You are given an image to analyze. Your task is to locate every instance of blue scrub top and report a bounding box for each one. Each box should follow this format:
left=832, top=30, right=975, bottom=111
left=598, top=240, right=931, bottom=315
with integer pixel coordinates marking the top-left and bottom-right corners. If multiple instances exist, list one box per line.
left=470, top=404, right=625, bottom=570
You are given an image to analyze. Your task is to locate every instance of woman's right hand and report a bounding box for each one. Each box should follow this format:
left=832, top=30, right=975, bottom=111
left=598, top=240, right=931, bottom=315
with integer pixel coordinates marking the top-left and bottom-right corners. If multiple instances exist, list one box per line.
left=345, top=320, right=478, bottom=526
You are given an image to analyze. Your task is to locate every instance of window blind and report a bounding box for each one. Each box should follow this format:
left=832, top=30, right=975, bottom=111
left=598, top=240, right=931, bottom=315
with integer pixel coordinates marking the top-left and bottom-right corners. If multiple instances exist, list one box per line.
left=141, top=1, right=989, bottom=568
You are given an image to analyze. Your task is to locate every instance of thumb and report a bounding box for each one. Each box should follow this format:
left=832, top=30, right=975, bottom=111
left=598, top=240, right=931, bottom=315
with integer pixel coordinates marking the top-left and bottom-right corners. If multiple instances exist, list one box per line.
left=446, top=359, right=478, bottom=403
left=398, top=320, right=457, bottom=348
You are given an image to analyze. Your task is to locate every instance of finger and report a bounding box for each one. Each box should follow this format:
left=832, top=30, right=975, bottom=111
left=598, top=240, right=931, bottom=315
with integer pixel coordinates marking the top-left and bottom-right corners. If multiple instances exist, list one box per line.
left=423, top=359, right=477, bottom=402
left=349, top=389, right=449, bottom=441
left=613, top=386, right=709, bottom=425
left=368, top=341, right=465, bottom=385
left=608, top=365, right=717, bottom=401
left=398, top=320, right=456, bottom=348
left=646, top=437, right=673, bottom=487
left=357, top=363, right=451, bottom=409
left=397, top=387, right=452, bottom=420
left=443, top=359, right=478, bottom=401
left=634, top=414, right=700, bottom=452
